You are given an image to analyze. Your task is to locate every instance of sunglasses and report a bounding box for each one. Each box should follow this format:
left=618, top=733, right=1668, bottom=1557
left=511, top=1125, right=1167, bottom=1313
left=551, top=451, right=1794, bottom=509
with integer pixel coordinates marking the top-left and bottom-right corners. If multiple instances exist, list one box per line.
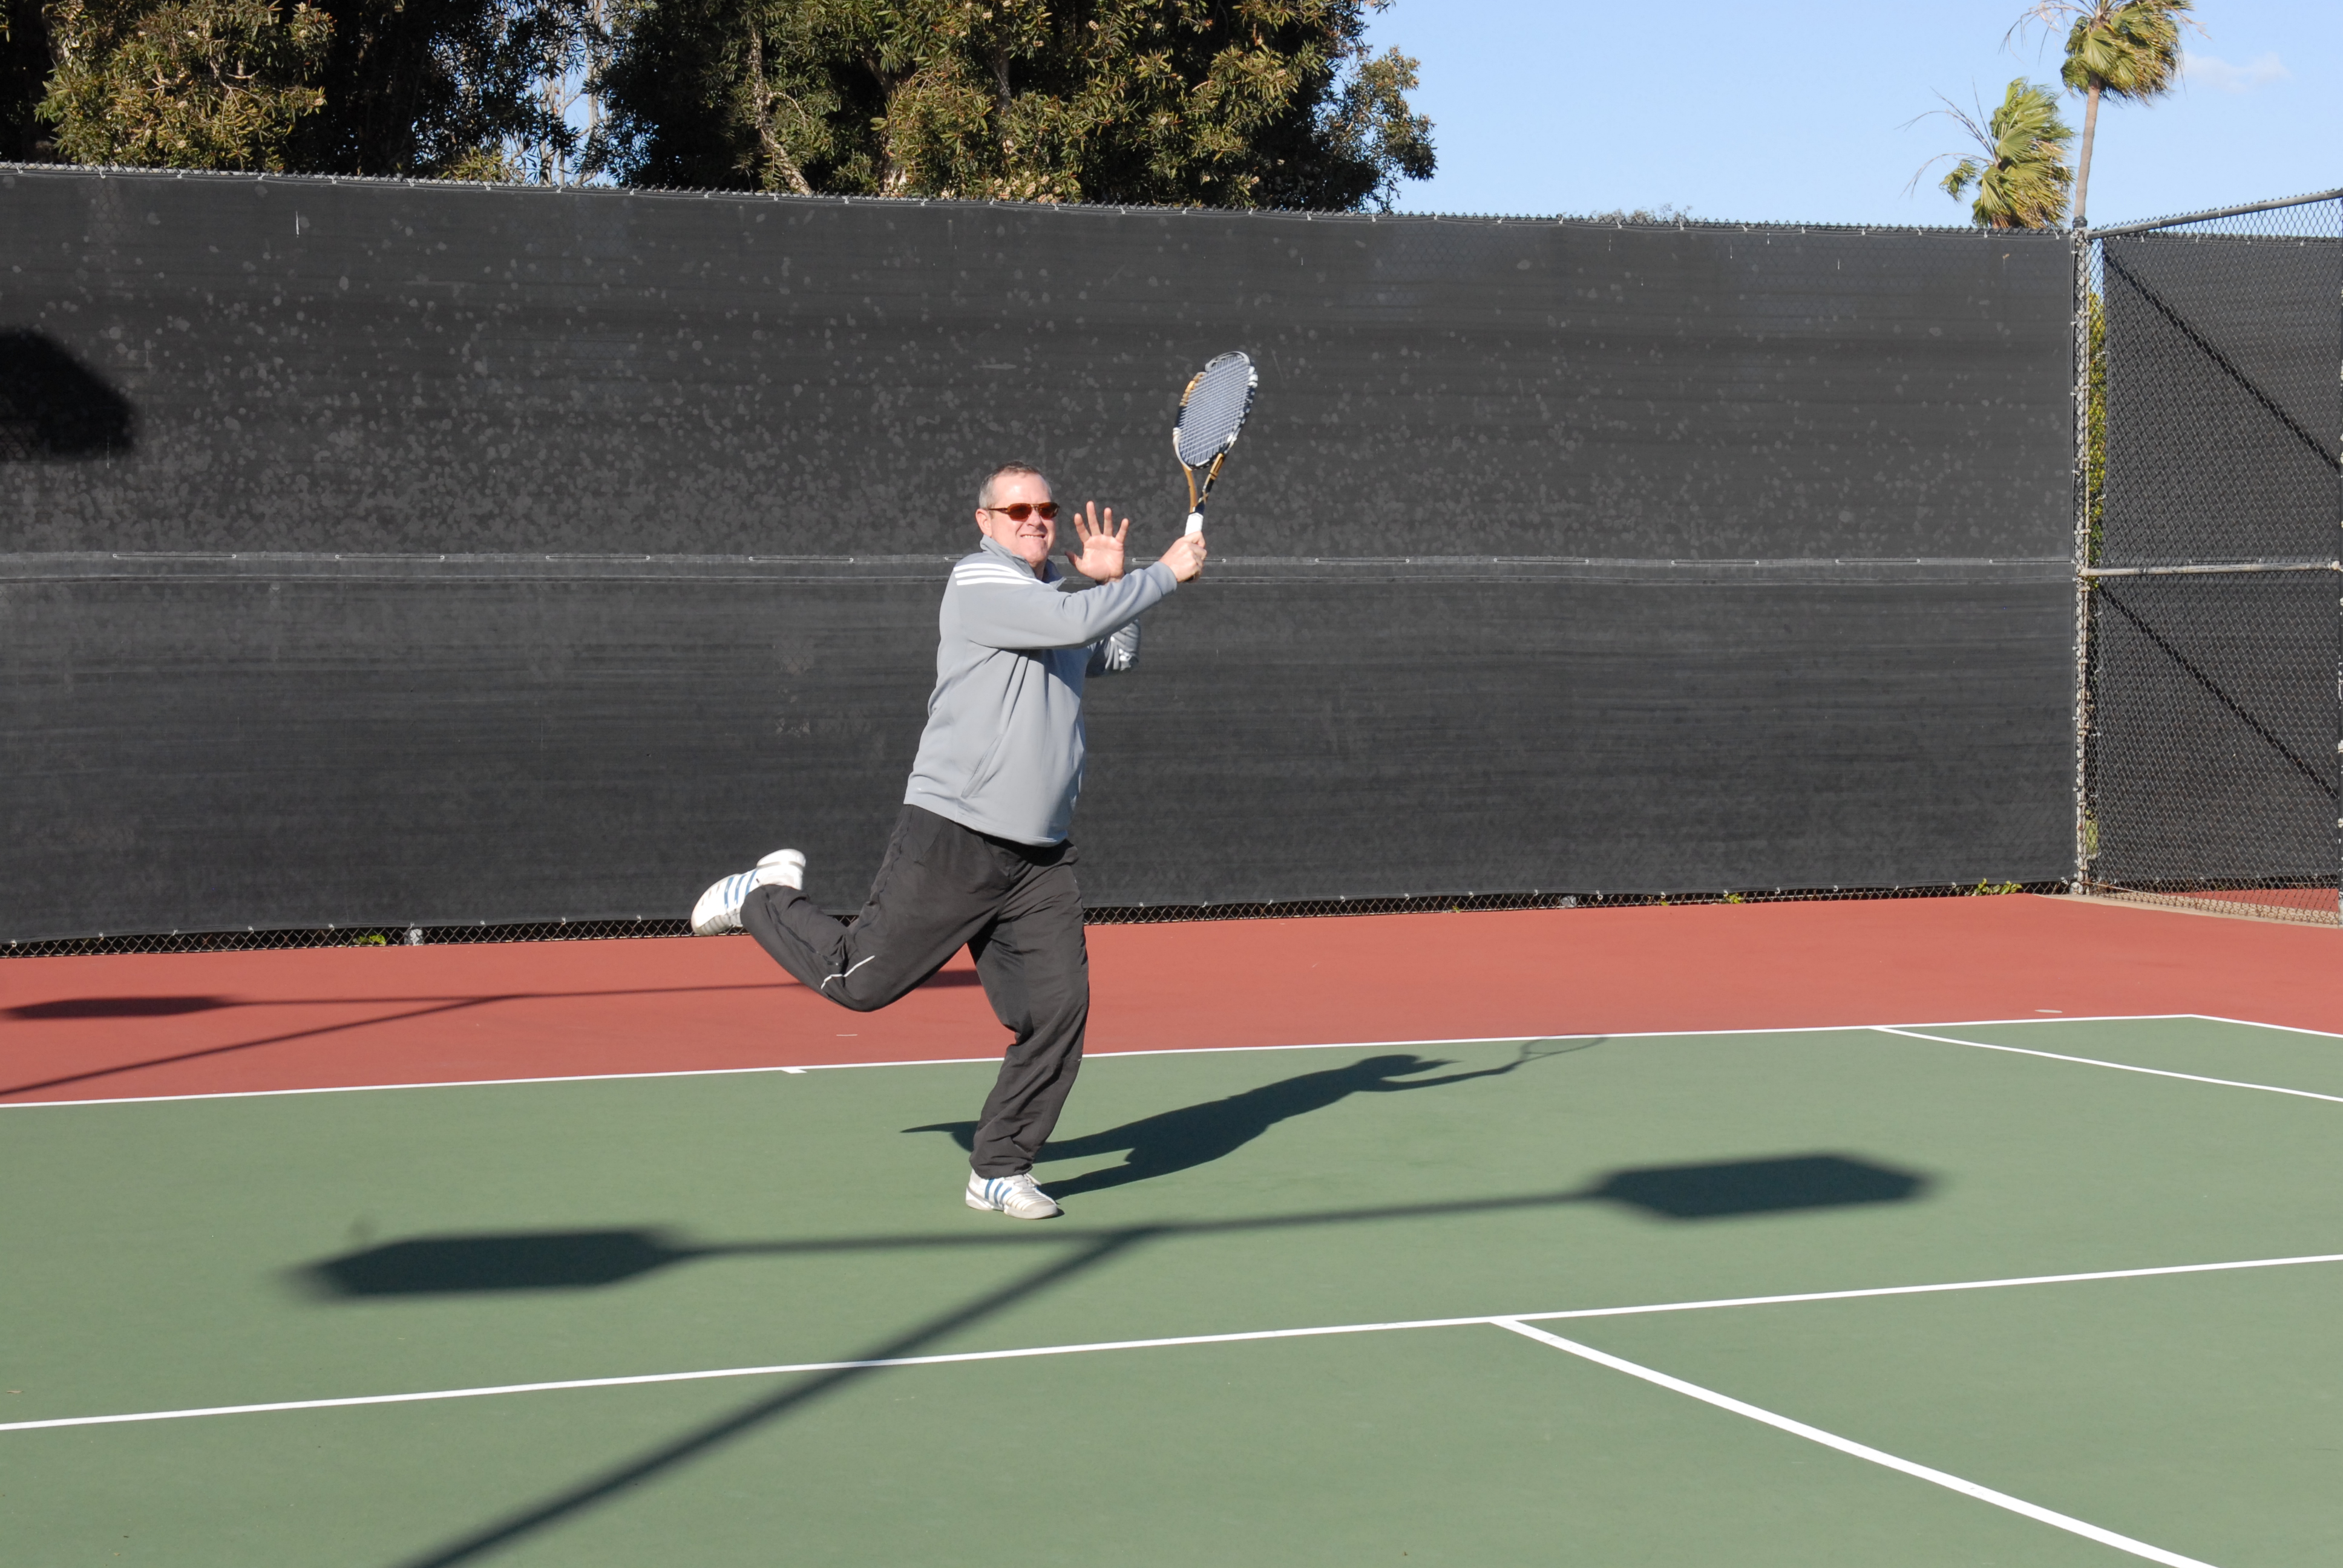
left=986, top=502, right=1060, bottom=521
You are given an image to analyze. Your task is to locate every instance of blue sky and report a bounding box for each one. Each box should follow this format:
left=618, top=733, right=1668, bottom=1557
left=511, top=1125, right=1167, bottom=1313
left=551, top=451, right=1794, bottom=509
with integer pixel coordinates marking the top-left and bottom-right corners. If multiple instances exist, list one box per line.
left=1363, top=1, right=2338, bottom=227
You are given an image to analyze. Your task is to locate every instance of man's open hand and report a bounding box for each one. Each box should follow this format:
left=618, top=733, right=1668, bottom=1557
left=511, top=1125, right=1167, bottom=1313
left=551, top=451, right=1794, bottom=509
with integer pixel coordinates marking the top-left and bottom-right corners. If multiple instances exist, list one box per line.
left=1159, top=530, right=1207, bottom=583
left=1064, top=502, right=1129, bottom=581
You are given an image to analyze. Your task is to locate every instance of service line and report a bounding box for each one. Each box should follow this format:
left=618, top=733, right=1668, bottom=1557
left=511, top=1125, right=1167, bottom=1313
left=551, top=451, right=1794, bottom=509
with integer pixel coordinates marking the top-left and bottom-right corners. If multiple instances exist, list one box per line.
left=7, top=1249, right=2339, bottom=1436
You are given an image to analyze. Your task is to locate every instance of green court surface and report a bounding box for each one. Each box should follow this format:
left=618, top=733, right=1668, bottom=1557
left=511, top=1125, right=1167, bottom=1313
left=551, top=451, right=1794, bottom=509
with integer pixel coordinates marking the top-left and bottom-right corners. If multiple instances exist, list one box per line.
left=5, top=1016, right=2341, bottom=1566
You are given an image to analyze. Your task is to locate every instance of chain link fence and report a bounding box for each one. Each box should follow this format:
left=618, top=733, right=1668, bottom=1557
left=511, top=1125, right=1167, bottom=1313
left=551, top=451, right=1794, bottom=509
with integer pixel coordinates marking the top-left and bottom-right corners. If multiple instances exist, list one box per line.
left=2077, top=190, right=2343, bottom=923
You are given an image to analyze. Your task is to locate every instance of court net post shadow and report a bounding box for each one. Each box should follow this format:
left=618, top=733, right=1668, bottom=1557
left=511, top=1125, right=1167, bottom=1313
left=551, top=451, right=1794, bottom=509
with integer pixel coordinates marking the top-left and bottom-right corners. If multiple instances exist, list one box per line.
left=300, top=1155, right=1930, bottom=1298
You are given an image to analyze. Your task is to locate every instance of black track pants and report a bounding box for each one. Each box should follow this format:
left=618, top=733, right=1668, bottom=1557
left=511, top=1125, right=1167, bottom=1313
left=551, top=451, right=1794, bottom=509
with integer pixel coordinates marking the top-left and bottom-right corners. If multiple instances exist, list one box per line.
left=741, top=805, right=1089, bottom=1179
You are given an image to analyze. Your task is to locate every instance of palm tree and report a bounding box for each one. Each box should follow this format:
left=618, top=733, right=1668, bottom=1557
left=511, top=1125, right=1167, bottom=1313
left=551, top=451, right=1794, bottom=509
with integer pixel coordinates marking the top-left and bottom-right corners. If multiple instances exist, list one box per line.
left=2014, top=0, right=2195, bottom=227
left=1932, top=79, right=2076, bottom=229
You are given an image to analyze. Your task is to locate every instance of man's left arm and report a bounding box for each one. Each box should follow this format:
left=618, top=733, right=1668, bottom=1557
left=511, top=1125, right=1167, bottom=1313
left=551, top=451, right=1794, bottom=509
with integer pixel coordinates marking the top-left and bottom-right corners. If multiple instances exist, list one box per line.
left=1085, top=619, right=1141, bottom=677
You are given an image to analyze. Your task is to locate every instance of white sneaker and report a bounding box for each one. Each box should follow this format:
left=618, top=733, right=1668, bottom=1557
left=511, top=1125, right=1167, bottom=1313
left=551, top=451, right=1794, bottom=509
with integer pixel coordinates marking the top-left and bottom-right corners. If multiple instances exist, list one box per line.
left=689, top=849, right=806, bottom=936
left=965, top=1171, right=1061, bottom=1220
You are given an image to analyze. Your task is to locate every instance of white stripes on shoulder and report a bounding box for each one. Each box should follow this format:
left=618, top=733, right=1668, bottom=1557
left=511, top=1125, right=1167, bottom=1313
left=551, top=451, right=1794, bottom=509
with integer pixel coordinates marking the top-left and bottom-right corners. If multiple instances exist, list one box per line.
left=951, top=563, right=1043, bottom=588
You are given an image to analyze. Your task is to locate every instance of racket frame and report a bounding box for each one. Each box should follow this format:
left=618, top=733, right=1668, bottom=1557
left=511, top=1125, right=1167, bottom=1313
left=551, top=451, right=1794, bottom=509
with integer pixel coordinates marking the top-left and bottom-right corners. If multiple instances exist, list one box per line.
left=1182, top=449, right=1233, bottom=535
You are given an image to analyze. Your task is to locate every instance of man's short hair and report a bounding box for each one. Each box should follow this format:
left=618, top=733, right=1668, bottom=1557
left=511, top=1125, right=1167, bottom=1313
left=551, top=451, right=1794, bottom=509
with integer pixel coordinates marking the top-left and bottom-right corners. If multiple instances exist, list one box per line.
left=977, top=463, right=1048, bottom=510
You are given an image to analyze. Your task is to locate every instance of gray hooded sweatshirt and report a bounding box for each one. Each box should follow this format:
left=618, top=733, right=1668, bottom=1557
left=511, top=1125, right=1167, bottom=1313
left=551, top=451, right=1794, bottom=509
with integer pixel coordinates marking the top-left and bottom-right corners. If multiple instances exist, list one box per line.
left=902, top=534, right=1179, bottom=845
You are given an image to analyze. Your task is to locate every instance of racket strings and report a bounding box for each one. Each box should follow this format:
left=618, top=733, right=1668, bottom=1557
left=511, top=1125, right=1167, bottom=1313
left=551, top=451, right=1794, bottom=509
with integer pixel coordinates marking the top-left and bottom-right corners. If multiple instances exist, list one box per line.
left=1174, top=356, right=1256, bottom=467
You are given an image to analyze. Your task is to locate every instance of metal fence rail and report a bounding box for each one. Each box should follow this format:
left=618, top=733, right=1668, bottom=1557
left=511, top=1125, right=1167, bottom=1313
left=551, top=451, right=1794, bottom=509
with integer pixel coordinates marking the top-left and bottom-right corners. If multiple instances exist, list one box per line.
left=2076, top=190, right=2343, bottom=923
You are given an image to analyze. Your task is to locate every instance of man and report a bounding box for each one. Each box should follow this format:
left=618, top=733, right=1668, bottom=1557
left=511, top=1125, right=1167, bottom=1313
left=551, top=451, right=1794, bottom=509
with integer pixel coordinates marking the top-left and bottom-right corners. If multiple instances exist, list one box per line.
left=690, top=462, right=1208, bottom=1220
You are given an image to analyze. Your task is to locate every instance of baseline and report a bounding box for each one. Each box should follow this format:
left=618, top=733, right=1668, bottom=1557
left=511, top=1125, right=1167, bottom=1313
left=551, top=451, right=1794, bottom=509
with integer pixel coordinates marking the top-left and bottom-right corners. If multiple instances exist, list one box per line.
left=1873, top=1026, right=2343, bottom=1105
left=1492, top=1319, right=2214, bottom=1568
left=9, top=1250, right=2338, bottom=1436
left=0, top=1013, right=2191, bottom=1110
left=2189, top=1013, right=2343, bottom=1042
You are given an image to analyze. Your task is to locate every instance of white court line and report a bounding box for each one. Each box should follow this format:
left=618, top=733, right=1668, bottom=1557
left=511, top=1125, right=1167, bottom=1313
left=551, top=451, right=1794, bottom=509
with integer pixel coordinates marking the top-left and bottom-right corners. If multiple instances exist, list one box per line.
left=1492, top=1319, right=2218, bottom=1568
left=1509, top=1250, right=2343, bottom=1322
left=2189, top=1013, right=2343, bottom=1042
left=7, top=1249, right=2338, bottom=1436
left=1874, top=1027, right=2343, bottom=1105
left=0, top=1318, right=1495, bottom=1434
left=0, top=1054, right=1021, bottom=1108
left=0, top=1014, right=2191, bottom=1109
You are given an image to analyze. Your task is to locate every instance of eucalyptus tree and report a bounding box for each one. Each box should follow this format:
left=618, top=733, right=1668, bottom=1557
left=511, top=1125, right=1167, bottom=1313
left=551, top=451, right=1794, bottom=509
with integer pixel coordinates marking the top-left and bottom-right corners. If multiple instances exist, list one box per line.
left=588, top=0, right=1435, bottom=210
left=27, top=0, right=588, bottom=177
left=36, top=0, right=335, bottom=168
left=283, top=0, right=590, bottom=177
left=2014, top=0, right=2195, bottom=226
left=1, top=0, right=54, bottom=158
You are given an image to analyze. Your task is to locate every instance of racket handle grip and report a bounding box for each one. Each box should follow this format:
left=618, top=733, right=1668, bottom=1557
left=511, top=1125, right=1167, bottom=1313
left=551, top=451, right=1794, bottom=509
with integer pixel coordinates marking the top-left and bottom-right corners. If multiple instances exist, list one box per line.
left=1184, top=512, right=1204, bottom=537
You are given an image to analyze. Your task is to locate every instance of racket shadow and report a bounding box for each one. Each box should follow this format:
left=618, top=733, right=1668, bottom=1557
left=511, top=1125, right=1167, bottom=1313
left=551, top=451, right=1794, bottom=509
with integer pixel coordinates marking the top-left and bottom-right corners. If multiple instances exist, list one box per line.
left=905, top=1040, right=1597, bottom=1199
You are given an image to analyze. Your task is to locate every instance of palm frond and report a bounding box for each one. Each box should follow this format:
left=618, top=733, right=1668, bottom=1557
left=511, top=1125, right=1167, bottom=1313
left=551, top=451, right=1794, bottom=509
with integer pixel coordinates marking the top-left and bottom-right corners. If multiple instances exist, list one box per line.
left=2062, top=0, right=2192, bottom=100
left=1918, top=77, right=2073, bottom=229
left=2007, top=1, right=2200, bottom=101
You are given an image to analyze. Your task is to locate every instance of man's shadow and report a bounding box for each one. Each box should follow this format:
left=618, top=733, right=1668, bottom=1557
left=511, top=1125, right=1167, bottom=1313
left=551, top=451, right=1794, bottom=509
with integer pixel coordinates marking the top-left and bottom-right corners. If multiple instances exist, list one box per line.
left=905, top=1047, right=1582, bottom=1198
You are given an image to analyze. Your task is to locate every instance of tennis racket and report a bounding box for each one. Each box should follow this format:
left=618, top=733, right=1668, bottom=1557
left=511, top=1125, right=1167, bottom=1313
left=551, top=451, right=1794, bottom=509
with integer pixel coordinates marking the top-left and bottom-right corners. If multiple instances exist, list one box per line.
left=1174, top=350, right=1257, bottom=537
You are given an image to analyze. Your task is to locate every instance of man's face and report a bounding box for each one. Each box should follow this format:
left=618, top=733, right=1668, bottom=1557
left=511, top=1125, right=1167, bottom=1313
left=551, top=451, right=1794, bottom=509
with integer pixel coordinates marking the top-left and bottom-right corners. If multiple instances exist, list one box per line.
left=975, top=472, right=1057, bottom=569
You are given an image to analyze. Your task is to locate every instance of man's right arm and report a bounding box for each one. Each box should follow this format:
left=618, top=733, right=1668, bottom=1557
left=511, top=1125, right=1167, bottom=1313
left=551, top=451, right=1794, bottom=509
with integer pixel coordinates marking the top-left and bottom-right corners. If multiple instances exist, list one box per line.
left=954, top=561, right=1176, bottom=651
left=955, top=534, right=1207, bottom=652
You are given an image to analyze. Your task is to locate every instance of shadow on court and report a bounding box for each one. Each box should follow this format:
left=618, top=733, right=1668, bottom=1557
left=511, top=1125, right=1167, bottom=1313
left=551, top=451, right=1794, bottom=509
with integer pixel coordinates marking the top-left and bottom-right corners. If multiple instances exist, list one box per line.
left=2, top=965, right=983, bottom=1100
left=324, top=1148, right=1930, bottom=1567
left=0, top=980, right=802, bottom=1100
left=7, top=995, right=238, bottom=1019
left=906, top=1050, right=1553, bottom=1196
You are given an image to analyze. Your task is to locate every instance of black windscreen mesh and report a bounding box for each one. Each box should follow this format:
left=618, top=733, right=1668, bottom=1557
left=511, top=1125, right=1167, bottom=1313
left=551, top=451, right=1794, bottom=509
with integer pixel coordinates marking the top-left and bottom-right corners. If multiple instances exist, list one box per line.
left=1, top=169, right=2068, bottom=560
left=2091, top=573, right=2336, bottom=883
left=0, top=559, right=2069, bottom=938
left=2101, top=231, right=2340, bottom=564
left=2085, top=196, right=2343, bottom=921
left=2, top=168, right=2073, bottom=942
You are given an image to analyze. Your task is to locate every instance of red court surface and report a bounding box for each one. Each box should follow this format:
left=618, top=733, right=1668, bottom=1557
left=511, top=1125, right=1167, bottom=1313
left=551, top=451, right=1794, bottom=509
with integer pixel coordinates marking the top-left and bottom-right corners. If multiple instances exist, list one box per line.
left=1, top=893, right=2333, bottom=1106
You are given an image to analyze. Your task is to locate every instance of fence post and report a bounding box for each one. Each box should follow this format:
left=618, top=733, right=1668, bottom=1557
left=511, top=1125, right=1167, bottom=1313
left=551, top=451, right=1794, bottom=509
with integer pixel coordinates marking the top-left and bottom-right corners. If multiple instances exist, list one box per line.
left=2071, top=226, right=2096, bottom=897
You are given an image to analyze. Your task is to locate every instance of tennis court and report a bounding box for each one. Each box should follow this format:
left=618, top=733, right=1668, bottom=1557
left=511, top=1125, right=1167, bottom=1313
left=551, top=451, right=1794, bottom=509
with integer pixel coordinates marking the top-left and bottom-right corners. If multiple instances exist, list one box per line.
left=5, top=895, right=2340, bottom=1567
